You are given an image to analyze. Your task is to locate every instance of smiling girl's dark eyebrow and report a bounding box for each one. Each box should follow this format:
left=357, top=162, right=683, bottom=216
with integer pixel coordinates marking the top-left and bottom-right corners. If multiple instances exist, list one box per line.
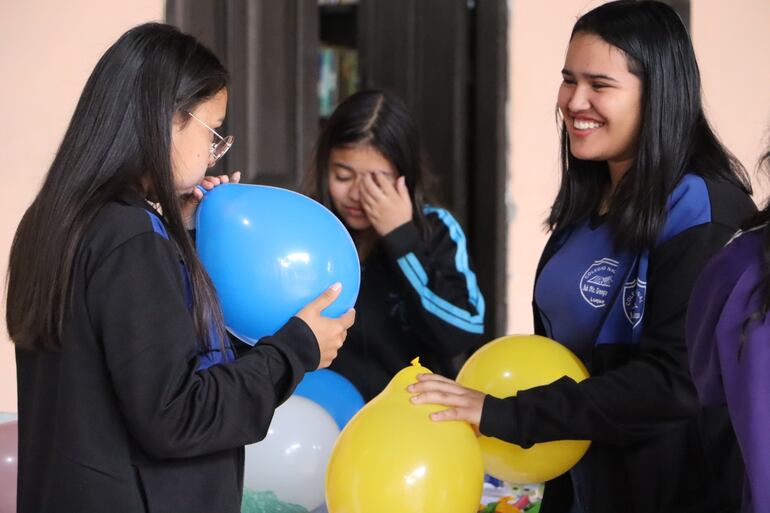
left=562, top=68, right=618, bottom=82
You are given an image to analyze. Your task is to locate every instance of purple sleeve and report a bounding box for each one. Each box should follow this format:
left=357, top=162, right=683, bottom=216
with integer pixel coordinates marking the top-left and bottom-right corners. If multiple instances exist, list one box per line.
left=714, top=269, right=770, bottom=513
left=686, top=230, right=770, bottom=513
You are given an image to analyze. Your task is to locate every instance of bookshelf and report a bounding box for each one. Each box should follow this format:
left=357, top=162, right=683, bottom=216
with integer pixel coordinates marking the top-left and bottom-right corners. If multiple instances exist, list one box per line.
left=318, top=1, right=360, bottom=119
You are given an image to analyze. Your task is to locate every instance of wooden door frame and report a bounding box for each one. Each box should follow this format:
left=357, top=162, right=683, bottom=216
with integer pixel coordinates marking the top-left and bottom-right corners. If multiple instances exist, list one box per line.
left=471, top=0, right=508, bottom=338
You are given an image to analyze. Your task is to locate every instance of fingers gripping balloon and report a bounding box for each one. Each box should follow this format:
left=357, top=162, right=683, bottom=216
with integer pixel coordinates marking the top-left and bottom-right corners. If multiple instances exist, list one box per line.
left=195, top=184, right=360, bottom=344
left=457, top=335, right=591, bottom=484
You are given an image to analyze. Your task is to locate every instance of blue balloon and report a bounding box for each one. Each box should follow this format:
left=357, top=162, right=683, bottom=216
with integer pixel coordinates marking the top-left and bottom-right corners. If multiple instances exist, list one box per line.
left=294, top=369, right=365, bottom=429
left=196, top=184, right=360, bottom=345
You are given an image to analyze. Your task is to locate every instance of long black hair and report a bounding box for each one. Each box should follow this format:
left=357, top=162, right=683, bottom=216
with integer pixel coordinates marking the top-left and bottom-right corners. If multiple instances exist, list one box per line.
left=6, top=23, right=228, bottom=352
left=304, top=89, right=436, bottom=238
left=548, top=0, right=750, bottom=251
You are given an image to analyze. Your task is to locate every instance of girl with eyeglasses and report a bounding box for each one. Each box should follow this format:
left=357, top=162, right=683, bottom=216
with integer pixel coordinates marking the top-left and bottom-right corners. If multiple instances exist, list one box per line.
left=6, top=23, right=354, bottom=513
left=302, top=89, right=485, bottom=401
left=687, top=146, right=770, bottom=513
left=409, top=2, right=755, bottom=512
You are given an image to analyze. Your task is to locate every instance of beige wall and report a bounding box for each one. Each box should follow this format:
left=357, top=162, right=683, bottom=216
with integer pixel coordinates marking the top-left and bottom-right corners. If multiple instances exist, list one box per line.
left=0, top=1, right=164, bottom=411
left=506, top=0, right=770, bottom=334
left=505, top=0, right=585, bottom=334
left=692, top=0, right=770, bottom=198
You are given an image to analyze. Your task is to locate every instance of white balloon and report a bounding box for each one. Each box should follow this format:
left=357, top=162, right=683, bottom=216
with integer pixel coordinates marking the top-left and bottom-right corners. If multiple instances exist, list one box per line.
left=244, top=395, right=340, bottom=511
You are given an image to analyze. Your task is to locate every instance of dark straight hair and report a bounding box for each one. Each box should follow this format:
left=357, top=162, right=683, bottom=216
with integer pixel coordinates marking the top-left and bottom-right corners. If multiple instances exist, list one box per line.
left=6, top=23, right=228, bottom=352
left=548, top=0, right=751, bottom=252
left=303, top=89, right=436, bottom=238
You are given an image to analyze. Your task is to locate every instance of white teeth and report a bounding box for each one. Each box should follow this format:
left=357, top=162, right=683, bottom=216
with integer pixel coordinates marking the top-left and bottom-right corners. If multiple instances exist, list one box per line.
left=574, top=119, right=604, bottom=130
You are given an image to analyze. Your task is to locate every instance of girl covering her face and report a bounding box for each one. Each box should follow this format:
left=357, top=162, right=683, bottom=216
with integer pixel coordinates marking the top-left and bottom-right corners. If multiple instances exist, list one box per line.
left=304, top=90, right=486, bottom=401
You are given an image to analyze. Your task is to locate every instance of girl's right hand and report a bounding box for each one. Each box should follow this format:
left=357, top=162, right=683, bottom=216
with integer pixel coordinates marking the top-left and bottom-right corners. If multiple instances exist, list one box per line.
left=181, top=171, right=241, bottom=229
left=360, top=173, right=413, bottom=236
left=296, top=283, right=356, bottom=369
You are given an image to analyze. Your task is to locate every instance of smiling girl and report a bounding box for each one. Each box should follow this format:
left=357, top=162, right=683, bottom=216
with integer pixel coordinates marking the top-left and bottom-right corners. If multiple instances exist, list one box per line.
left=409, top=2, right=756, bottom=512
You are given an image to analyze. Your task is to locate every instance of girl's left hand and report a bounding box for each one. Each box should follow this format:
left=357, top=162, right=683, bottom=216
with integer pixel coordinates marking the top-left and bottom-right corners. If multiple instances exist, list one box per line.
left=181, top=171, right=241, bottom=229
left=360, top=173, right=413, bottom=236
left=408, top=373, right=486, bottom=430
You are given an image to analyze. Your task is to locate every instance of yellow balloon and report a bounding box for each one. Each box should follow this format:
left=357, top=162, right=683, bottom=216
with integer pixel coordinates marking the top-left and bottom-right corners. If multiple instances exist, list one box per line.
left=326, top=358, right=484, bottom=513
left=457, top=334, right=591, bottom=484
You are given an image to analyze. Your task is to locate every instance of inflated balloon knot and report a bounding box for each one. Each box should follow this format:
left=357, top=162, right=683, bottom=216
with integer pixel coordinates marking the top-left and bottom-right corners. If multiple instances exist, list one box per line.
left=411, top=356, right=421, bottom=367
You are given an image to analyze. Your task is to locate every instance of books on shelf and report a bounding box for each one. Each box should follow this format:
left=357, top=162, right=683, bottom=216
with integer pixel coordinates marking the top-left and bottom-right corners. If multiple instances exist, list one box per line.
left=318, top=45, right=359, bottom=118
left=318, top=0, right=358, bottom=5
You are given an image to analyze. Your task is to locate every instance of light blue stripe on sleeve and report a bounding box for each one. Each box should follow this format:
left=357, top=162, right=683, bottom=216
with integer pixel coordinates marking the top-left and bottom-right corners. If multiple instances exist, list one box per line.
left=424, top=206, right=485, bottom=312
left=394, top=206, right=485, bottom=333
left=398, top=257, right=484, bottom=333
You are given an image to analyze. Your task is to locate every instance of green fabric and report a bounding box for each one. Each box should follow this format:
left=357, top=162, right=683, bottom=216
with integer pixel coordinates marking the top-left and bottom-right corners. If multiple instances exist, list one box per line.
left=241, top=490, right=310, bottom=513
left=525, top=502, right=541, bottom=513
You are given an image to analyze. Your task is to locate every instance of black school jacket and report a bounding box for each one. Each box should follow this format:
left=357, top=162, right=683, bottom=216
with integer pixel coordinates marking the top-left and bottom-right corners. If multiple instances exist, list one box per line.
left=330, top=206, right=485, bottom=400
left=15, top=191, right=319, bottom=513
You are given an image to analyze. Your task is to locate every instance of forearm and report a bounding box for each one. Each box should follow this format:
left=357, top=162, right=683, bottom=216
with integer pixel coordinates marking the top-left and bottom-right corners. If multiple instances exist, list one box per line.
left=383, top=218, right=485, bottom=355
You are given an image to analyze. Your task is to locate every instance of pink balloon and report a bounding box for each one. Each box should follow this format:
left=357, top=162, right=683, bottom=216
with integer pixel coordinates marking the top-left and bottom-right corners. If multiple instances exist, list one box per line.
left=0, top=421, right=17, bottom=513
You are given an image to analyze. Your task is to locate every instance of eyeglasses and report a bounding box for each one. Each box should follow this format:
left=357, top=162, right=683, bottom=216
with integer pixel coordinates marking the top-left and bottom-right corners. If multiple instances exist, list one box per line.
left=186, top=111, right=234, bottom=166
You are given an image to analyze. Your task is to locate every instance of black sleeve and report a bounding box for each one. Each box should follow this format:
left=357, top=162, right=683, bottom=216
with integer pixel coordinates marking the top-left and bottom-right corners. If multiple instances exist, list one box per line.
left=87, top=232, right=320, bottom=459
left=481, top=222, right=735, bottom=447
left=380, top=218, right=484, bottom=357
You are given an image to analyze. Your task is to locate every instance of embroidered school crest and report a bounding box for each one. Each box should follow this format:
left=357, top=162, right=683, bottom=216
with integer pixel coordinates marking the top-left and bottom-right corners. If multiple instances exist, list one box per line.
left=580, top=258, right=619, bottom=308
left=623, top=278, right=646, bottom=327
